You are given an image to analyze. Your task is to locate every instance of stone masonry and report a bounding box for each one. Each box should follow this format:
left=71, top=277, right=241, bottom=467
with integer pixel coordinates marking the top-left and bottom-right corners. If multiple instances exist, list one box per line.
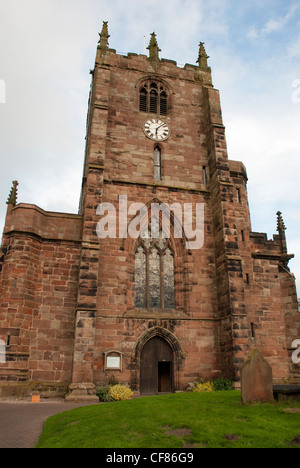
left=0, top=23, right=299, bottom=399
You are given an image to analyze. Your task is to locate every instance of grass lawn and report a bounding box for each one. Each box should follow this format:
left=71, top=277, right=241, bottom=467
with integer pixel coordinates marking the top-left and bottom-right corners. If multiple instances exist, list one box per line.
left=36, top=391, right=300, bottom=448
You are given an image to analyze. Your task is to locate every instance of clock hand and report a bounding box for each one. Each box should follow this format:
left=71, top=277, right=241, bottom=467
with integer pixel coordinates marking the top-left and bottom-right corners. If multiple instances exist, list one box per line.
left=156, top=123, right=165, bottom=130
left=155, top=123, right=166, bottom=136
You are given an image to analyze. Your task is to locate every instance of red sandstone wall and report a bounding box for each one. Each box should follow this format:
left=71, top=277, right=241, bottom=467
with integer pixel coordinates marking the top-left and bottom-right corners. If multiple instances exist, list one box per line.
left=0, top=205, right=81, bottom=388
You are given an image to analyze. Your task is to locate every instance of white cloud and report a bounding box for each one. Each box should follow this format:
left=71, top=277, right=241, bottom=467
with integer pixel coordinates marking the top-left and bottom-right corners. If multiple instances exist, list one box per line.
left=0, top=0, right=299, bottom=295
left=0, top=0, right=96, bottom=225
left=263, top=4, right=299, bottom=34
left=247, top=28, right=259, bottom=40
left=288, top=35, right=300, bottom=60
left=247, top=3, right=300, bottom=39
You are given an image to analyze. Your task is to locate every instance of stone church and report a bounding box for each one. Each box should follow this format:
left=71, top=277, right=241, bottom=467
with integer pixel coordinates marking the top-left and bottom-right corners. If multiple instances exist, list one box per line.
left=0, top=23, right=299, bottom=400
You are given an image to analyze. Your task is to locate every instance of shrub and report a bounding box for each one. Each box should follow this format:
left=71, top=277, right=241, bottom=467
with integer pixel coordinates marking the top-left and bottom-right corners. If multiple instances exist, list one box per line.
left=213, top=378, right=234, bottom=391
left=96, top=385, right=114, bottom=402
left=192, top=381, right=214, bottom=393
left=187, top=376, right=234, bottom=393
left=108, top=384, right=133, bottom=401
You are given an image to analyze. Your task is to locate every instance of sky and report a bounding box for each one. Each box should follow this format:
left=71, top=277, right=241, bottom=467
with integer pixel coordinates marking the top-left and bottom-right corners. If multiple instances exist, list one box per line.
left=0, top=0, right=300, bottom=294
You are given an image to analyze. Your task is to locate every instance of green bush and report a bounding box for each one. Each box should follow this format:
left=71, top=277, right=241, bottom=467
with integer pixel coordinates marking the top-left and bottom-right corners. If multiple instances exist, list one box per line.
left=188, top=376, right=234, bottom=393
left=95, top=385, right=113, bottom=402
left=213, top=378, right=234, bottom=391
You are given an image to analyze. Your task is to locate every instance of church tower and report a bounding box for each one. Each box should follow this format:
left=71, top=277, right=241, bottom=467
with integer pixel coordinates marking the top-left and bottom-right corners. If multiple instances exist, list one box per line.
left=0, top=22, right=299, bottom=400
left=66, top=23, right=300, bottom=399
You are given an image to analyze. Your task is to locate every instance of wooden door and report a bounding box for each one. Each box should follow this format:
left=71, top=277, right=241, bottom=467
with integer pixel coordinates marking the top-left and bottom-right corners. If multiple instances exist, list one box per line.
left=140, top=336, right=173, bottom=394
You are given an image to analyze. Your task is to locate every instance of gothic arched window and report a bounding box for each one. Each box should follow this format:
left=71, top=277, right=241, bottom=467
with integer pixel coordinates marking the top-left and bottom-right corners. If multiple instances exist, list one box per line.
left=139, top=81, right=169, bottom=116
left=134, top=224, right=175, bottom=310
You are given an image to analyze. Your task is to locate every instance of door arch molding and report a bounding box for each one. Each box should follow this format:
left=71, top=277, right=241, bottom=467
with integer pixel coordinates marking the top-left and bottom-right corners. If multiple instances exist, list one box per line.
left=132, top=326, right=186, bottom=393
left=133, top=326, right=186, bottom=360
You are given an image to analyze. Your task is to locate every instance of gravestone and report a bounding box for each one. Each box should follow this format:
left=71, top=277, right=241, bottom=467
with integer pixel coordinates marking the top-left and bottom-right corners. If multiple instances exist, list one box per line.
left=241, top=349, right=274, bottom=404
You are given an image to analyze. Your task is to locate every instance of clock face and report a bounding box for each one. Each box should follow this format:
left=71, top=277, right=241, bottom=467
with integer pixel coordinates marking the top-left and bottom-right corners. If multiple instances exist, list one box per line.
left=143, top=119, right=170, bottom=141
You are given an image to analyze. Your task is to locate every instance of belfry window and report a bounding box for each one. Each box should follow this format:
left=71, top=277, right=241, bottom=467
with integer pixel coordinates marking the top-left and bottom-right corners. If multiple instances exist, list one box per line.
left=139, top=88, right=148, bottom=112
left=150, top=83, right=158, bottom=113
left=160, top=91, right=168, bottom=116
left=139, top=81, right=168, bottom=115
left=134, top=223, right=175, bottom=310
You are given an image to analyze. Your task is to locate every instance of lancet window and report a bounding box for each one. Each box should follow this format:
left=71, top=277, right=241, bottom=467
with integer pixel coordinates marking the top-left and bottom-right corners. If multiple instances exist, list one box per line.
left=134, top=221, right=175, bottom=310
left=154, top=146, right=161, bottom=181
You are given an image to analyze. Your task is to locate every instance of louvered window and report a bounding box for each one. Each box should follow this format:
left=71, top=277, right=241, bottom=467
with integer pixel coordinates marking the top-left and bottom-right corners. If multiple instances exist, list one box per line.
left=150, top=89, right=158, bottom=113
left=139, top=80, right=168, bottom=116
left=160, top=91, right=168, bottom=116
left=139, top=88, right=148, bottom=112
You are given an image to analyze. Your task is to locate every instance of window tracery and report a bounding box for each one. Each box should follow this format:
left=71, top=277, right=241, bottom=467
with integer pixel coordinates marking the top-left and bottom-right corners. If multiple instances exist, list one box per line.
left=134, top=220, right=175, bottom=310
left=139, top=81, right=169, bottom=116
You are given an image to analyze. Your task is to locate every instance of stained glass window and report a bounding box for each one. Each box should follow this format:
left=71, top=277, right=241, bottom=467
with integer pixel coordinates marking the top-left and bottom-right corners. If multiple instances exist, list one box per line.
left=134, top=224, right=175, bottom=309
left=134, top=246, right=147, bottom=308
left=163, top=248, right=175, bottom=309
left=149, top=248, right=160, bottom=308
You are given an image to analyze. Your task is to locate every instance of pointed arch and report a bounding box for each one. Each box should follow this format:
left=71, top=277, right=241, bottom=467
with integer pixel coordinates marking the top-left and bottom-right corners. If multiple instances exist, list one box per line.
left=136, top=77, right=172, bottom=116
left=123, top=197, right=189, bottom=257
left=133, top=326, right=186, bottom=362
left=122, top=197, right=190, bottom=314
left=132, top=326, right=186, bottom=393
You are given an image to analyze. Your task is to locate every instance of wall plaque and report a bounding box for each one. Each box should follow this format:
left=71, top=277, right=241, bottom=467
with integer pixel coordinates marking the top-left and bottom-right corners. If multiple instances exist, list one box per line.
left=106, top=356, right=121, bottom=369
left=104, top=350, right=123, bottom=371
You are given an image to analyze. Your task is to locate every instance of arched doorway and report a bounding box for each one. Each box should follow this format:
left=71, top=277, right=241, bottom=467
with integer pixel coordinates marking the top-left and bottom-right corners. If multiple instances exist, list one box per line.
left=140, top=336, right=174, bottom=394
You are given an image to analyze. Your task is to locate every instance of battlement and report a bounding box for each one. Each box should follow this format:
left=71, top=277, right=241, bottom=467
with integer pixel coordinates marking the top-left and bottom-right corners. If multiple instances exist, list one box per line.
left=95, top=26, right=213, bottom=87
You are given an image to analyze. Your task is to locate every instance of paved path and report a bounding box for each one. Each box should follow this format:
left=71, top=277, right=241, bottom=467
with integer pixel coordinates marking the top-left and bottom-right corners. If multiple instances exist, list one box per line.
left=0, top=399, right=98, bottom=448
